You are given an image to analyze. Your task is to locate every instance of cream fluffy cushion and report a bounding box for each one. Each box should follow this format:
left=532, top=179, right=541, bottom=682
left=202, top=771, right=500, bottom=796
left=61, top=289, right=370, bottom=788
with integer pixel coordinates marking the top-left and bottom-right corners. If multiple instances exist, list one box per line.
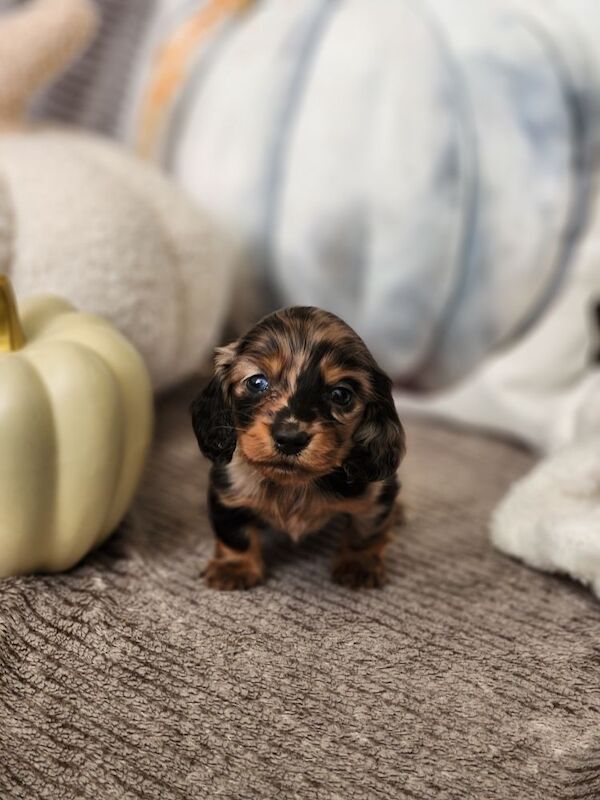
left=491, top=432, right=600, bottom=599
left=0, top=128, right=233, bottom=391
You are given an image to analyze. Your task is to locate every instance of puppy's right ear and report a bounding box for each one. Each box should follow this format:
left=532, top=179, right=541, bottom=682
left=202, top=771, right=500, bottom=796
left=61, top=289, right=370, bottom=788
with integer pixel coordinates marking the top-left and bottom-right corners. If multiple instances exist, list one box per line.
left=190, top=346, right=237, bottom=464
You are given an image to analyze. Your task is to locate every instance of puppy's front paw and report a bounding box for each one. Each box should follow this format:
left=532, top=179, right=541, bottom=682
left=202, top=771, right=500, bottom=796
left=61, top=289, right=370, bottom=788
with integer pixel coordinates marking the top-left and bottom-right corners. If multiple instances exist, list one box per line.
left=332, top=554, right=387, bottom=589
left=203, top=558, right=264, bottom=591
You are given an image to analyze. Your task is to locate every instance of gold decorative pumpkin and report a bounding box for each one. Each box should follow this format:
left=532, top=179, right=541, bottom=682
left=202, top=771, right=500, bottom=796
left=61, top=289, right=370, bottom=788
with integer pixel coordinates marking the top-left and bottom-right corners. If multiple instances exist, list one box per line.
left=0, top=276, right=153, bottom=576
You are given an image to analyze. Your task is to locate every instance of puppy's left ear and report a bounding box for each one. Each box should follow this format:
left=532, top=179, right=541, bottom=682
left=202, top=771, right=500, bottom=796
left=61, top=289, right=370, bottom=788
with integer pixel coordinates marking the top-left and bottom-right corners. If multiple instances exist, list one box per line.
left=345, top=369, right=406, bottom=483
left=190, top=345, right=237, bottom=464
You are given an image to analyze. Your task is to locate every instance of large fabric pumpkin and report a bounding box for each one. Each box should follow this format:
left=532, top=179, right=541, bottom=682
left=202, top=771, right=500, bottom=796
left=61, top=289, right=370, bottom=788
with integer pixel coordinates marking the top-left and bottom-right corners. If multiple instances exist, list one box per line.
left=0, top=277, right=153, bottom=576
left=127, top=0, right=600, bottom=389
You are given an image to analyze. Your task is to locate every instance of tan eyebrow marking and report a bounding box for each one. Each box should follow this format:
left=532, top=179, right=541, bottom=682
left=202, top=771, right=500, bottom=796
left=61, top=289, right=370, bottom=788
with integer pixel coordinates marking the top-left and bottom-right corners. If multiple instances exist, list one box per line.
left=320, top=357, right=370, bottom=394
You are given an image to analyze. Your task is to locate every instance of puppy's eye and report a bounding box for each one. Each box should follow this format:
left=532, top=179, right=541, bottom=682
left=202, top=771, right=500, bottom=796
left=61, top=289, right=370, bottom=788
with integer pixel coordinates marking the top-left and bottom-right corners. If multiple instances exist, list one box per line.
left=246, top=373, right=270, bottom=394
left=329, top=386, right=353, bottom=407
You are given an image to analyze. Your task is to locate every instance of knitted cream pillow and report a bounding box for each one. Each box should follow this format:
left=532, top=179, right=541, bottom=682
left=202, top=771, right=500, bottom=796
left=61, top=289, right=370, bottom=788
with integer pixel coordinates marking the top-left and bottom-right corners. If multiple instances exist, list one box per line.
left=0, top=129, right=233, bottom=391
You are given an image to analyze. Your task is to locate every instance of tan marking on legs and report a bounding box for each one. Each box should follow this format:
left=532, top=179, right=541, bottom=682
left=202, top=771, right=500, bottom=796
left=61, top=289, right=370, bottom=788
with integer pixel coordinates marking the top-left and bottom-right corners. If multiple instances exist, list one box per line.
left=203, top=528, right=265, bottom=591
left=332, top=510, right=394, bottom=590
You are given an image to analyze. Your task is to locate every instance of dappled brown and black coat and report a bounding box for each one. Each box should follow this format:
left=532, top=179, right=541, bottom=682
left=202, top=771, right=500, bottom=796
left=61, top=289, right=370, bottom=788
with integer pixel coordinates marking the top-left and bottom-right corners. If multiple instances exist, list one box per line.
left=191, top=307, right=405, bottom=590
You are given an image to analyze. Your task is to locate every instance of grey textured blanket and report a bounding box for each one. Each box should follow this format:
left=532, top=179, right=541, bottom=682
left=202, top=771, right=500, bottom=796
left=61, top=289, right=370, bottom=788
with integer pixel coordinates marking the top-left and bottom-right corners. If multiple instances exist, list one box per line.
left=1, top=384, right=598, bottom=799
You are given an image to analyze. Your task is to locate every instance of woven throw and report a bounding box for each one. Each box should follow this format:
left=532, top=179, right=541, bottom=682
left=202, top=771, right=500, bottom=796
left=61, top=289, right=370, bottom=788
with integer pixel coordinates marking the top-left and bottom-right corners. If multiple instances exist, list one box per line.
left=1, top=383, right=599, bottom=799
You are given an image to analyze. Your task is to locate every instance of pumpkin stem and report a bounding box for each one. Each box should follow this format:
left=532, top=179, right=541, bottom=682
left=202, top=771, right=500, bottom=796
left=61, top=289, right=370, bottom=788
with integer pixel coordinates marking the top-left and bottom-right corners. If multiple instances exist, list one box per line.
left=0, top=276, right=25, bottom=352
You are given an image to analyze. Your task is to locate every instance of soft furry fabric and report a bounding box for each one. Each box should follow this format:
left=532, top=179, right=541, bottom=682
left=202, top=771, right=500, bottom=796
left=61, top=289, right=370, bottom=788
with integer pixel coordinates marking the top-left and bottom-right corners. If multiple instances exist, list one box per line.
left=492, top=432, right=600, bottom=598
left=3, top=384, right=600, bottom=799
left=487, top=357, right=600, bottom=597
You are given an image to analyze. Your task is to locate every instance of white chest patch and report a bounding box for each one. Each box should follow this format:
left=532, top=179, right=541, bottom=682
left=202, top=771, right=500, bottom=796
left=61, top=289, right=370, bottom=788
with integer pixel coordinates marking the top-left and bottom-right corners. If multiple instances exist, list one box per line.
left=221, top=455, right=379, bottom=542
left=222, top=457, right=335, bottom=541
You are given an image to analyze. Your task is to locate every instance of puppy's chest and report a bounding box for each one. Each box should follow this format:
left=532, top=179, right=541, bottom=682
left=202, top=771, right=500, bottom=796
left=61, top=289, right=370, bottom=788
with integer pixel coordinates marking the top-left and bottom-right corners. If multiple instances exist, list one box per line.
left=221, top=469, right=339, bottom=541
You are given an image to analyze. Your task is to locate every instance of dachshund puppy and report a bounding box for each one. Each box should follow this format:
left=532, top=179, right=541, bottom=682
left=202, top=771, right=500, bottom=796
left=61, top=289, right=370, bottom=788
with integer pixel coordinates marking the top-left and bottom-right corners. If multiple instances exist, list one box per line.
left=191, top=307, right=405, bottom=590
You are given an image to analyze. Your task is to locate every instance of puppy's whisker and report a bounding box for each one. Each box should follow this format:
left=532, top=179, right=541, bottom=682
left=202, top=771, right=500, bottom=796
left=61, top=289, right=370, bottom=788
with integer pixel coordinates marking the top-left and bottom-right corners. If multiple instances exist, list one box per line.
left=211, top=424, right=246, bottom=434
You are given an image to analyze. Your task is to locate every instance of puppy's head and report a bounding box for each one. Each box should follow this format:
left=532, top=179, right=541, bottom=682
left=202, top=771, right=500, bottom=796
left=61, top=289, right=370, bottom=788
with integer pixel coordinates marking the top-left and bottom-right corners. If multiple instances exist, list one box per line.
left=191, top=307, right=405, bottom=484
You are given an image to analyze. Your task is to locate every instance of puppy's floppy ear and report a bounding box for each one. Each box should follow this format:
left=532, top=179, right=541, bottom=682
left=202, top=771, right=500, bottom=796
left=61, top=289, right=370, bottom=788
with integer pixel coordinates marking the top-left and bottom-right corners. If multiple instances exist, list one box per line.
left=344, top=369, right=405, bottom=483
left=190, top=344, right=237, bottom=464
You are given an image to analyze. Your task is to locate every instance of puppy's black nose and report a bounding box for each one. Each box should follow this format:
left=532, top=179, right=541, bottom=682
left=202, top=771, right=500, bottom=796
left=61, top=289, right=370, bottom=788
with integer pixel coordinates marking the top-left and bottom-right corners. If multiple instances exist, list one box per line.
left=273, top=427, right=311, bottom=455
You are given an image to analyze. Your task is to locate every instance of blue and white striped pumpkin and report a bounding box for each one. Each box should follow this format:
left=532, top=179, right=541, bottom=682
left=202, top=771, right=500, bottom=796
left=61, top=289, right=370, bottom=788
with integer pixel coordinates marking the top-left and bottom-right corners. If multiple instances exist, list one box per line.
left=130, top=0, right=600, bottom=389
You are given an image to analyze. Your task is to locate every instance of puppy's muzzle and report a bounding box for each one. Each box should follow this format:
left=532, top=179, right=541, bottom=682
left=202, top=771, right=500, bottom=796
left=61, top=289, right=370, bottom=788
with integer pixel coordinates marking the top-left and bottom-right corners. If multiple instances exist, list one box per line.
left=272, top=423, right=311, bottom=456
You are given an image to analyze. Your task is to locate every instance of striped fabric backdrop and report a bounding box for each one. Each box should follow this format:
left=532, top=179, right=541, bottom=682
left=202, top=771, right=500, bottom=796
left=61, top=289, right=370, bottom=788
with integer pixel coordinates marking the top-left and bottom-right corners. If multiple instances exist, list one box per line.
left=32, top=0, right=156, bottom=135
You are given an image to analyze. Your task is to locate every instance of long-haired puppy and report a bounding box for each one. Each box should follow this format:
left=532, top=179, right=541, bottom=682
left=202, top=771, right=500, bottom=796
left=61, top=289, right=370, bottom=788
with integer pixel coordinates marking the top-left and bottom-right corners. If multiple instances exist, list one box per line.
left=191, top=307, right=406, bottom=590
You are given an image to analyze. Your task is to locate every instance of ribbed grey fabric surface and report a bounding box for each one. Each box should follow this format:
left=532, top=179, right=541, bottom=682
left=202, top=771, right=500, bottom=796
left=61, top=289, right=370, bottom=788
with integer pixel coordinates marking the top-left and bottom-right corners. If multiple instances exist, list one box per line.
left=1, top=383, right=599, bottom=799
